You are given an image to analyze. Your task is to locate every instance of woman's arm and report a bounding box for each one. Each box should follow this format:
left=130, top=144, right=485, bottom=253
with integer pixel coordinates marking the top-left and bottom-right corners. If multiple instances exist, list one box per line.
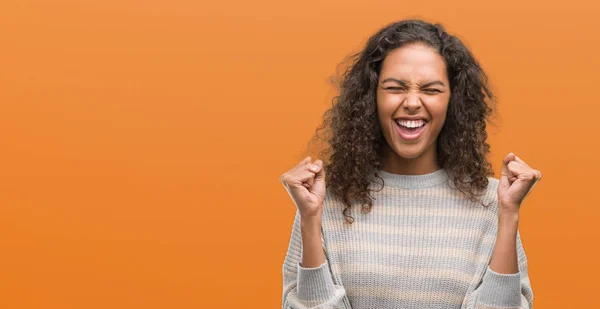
left=466, top=221, right=533, bottom=309
left=300, top=215, right=326, bottom=268
left=282, top=210, right=348, bottom=309
left=465, top=153, right=539, bottom=308
left=489, top=212, right=520, bottom=274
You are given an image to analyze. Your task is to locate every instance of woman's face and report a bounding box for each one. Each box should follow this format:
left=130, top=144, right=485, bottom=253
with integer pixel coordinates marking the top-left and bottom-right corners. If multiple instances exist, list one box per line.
left=376, top=43, right=451, bottom=172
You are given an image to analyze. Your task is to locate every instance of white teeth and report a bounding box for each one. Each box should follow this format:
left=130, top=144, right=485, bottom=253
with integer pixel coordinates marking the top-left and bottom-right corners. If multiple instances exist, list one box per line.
left=396, top=119, right=426, bottom=128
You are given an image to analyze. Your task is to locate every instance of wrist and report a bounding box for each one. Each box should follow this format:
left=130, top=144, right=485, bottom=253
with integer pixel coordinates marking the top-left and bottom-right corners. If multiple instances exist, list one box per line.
left=498, top=210, right=519, bottom=223
left=300, top=214, right=322, bottom=229
left=498, top=202, right=519, bottom=221
left=498, top=212, right=519, bottom=233
left=300, top=208, right=322, bottom=221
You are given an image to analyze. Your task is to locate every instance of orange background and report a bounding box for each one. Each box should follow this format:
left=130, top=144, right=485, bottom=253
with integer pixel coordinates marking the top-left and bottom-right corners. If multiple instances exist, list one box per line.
left=1, top=0, right=598, bottom=308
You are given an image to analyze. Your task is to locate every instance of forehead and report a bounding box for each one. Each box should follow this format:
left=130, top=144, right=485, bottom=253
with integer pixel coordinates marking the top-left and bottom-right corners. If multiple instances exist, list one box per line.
left=379, top=43, right=448, bottom=81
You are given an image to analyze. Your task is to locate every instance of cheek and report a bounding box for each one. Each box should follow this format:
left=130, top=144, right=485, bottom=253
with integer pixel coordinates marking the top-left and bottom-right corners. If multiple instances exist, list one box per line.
left=424, top=101, right=449, bottom=135
left=424, top=97, right=449, bottom=119
left=376, top=95, right=395, bottom=117
left=383, top=93, right=403, bottom=106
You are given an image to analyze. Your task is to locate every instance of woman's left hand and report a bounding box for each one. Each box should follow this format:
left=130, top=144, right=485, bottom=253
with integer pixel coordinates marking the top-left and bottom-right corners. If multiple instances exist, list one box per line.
left=497, top=152, right=542, bottom=215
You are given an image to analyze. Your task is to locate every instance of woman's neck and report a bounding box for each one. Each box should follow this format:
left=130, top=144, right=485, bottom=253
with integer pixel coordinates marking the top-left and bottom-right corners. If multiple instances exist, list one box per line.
left=381, top=146, right=440, bottom=175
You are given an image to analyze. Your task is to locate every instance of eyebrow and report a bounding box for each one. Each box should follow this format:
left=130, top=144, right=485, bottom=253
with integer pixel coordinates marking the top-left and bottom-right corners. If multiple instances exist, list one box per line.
left=381, top=78, right=446, bottom=88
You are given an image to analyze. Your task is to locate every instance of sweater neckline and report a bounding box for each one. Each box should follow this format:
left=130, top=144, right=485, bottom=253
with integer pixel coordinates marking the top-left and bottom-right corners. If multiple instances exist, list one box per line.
left=375, top=167, right=450, bottom=189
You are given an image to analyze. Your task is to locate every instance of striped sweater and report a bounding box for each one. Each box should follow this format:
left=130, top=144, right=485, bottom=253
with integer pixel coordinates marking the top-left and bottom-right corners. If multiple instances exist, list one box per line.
left=282, top=168, right=533, bottom=309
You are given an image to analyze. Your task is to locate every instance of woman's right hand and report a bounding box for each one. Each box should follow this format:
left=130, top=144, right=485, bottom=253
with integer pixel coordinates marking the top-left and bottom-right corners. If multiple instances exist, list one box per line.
left=280, top=156, right=327, bottom=219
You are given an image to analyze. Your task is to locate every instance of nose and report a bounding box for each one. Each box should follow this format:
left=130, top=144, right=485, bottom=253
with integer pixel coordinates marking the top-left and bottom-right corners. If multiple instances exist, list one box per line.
left=403, top=92, right=422, bottom=112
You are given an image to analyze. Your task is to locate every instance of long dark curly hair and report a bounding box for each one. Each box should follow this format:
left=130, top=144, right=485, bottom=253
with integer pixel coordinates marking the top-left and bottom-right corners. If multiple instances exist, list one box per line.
left=305, top=19, right=499, bottom=224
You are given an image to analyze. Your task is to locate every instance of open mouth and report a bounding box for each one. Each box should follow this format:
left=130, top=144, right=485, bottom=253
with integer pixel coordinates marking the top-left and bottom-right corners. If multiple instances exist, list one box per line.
left=394, top=119, right=428, bottom=141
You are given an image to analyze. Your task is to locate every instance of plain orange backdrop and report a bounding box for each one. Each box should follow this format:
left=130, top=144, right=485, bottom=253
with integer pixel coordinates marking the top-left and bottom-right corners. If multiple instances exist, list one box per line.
left=1, top=0, right=599, bottom=308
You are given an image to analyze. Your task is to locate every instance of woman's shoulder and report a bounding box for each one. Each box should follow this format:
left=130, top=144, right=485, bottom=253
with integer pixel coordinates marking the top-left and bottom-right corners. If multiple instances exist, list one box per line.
left=486, top=175, right=500, bottom=194
left=480, top=175, right=500, bottom=211
left=445, top=173, right=500, bottom=210
left=322, top=186, right=344, bottom=209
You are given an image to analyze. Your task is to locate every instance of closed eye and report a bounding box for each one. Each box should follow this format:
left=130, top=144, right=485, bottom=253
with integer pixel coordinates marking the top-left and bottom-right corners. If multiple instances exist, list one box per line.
left=385, top=87, right=441, bottom=93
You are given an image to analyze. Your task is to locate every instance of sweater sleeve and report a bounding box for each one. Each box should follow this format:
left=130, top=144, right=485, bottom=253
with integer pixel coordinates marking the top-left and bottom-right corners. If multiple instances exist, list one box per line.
left=281, top=209, right=348, bottom=309
left=467, top=230, right=534, bottom=309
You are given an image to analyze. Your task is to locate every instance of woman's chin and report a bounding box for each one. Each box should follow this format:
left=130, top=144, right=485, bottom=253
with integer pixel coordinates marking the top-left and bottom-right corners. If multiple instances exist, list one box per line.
left=393, top=148, right=424, bottom=160
left=390, top=140, right=428, bottom=158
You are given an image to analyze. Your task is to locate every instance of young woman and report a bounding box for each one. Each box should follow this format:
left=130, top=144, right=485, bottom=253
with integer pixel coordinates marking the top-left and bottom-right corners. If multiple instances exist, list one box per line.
left=279, top=19, right=541, bottom=309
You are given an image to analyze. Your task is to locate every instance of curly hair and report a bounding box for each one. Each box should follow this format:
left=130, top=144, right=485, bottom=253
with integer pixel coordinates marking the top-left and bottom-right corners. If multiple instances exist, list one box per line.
left=305, top=19, right=499, bottom=224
